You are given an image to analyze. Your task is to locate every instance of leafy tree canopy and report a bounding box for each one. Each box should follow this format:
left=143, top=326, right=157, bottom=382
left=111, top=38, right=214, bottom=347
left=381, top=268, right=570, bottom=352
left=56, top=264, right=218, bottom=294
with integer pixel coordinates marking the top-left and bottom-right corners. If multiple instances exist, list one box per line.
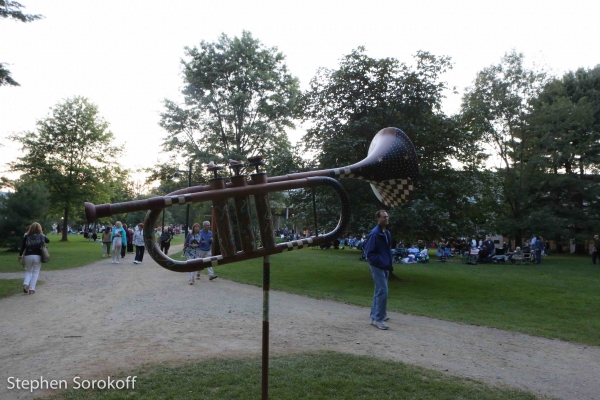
left=461, top=50, right=550, bottom=244
left=300, top=47, right=482, bottom=239
left=526, top=65, right=600, bottom=247
left=159, top=31, right=301, bottom=174
left=0, top=1, right=42, bottom=86
left=10, top=96, right=122, bottom=241
left=0, top=0, right=41, bottom=22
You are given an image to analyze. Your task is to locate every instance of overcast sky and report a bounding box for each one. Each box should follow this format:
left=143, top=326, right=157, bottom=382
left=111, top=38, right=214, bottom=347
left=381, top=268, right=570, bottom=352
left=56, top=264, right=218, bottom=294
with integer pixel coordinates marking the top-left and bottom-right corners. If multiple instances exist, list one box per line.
left=1, top=0, right=599, bottom=182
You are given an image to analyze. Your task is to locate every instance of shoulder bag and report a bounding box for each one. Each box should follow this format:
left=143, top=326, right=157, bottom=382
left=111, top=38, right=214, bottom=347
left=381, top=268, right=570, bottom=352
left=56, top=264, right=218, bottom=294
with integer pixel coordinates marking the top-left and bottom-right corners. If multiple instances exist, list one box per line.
left=40, top=244, right=50, bottom=263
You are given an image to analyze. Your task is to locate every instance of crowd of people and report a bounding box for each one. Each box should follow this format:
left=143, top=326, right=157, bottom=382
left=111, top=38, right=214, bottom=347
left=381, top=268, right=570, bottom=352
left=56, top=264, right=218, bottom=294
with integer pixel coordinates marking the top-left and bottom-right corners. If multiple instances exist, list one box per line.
left=427, top=235, right=549, bottom=264
left=46, top=221, right=219, bottom=286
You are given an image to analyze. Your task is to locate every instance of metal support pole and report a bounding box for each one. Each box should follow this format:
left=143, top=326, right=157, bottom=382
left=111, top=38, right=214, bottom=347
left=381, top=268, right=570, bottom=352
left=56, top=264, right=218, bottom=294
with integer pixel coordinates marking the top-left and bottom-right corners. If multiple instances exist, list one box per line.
left=185, top=161, right=192, bottom=235
left=312, top=187, right=318, bottom=237
left=262, top=255, right=270, bottom=400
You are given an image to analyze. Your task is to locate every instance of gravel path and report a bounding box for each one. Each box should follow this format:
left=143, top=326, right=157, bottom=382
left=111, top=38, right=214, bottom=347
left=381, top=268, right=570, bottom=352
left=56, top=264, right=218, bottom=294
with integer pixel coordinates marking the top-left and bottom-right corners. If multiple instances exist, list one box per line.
left=1, top=247, right=599, bottom=399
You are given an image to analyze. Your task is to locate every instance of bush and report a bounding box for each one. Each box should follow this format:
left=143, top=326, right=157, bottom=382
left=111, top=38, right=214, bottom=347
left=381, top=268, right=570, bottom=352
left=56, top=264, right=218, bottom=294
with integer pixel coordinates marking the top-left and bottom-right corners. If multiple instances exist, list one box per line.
left=0, top=179, right=50, bottom=251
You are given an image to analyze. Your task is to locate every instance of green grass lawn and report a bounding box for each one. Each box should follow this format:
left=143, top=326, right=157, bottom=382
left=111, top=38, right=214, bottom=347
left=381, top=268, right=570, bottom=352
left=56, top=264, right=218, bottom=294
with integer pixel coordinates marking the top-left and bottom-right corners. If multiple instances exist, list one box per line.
left=0, top=233, right=185, bottom=273
left=0, top=279, right=28, bottom=299
left=205, top=248, right=600, bottom=346
left=42, top=352, right=536, bottom=400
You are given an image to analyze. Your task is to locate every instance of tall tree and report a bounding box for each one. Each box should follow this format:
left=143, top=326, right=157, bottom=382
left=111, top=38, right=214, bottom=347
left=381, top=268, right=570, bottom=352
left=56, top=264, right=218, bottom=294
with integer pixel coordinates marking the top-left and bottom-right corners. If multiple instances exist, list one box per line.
left=159, top=31, right=301, bottom=170
left=301, top=47, right=482, bottom=239
left=10, top=97, right=121, bottom=241
left=461, top=50, right=549, bottom=244
left=0, top=0, right=42, bottom=87
left=528, top=65, right=600, bottom=248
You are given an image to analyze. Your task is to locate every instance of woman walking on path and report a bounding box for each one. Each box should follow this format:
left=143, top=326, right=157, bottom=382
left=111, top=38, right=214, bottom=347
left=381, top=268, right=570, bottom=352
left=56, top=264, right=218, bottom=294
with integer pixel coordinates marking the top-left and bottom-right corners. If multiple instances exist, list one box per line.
left=126, top=225, right=134, bottom=254
left=184, top=223, right=202, bottom=284
left=110, top=221, right=127, bottom=264
left=18, top=222, right=50, bottom=294
left=101, top=227, right=112, bottom=258
left=195, top=220, right=218, bottom=281
left=159, top=226, right=171, bottom=255
left=133, top=223, right=145, bottom=264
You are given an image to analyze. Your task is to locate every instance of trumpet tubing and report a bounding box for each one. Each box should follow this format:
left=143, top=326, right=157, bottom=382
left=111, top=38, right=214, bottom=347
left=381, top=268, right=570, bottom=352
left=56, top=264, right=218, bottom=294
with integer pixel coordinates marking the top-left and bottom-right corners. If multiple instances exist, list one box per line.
left=140, top=176, right=351, bottom=272
left=84, top=127, right=418, bottom=273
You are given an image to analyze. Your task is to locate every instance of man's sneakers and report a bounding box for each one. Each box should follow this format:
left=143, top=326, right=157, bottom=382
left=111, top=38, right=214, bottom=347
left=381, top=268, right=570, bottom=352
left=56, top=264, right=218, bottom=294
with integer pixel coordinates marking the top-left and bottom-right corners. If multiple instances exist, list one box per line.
left=371, top=319, right=389, bottom=330
left=195, top=274, right=218, bottom=280
left=371, top=315, right=390, bottom=329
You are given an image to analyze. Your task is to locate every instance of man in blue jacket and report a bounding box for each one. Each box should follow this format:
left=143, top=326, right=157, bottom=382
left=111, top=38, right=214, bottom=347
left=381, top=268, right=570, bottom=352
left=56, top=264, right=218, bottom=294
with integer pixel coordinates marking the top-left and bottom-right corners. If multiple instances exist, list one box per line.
left=195, top=221, right=218, bottom=281
left=365, top=210, right=393, bottom=330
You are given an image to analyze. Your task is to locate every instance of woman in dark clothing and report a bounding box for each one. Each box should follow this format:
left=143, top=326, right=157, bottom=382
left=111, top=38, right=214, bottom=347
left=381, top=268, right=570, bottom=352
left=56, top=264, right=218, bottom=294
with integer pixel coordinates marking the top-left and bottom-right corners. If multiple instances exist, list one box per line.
left=18, top=222, right=50, bottom=294
left=126, top=226, right=134, bottom=254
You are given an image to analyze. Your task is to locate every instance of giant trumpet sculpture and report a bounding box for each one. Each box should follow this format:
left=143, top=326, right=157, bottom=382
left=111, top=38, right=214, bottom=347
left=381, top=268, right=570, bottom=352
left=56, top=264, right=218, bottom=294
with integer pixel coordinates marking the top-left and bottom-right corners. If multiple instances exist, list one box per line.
left=84, top=127, right=418, bottom=271
left=84, top=126, right=417, bottom=400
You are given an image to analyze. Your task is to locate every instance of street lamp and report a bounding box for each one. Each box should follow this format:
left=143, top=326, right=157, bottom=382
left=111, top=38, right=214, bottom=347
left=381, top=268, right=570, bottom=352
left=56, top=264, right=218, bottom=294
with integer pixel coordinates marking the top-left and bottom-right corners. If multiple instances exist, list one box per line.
left=173, top=160, right=193, bottom=235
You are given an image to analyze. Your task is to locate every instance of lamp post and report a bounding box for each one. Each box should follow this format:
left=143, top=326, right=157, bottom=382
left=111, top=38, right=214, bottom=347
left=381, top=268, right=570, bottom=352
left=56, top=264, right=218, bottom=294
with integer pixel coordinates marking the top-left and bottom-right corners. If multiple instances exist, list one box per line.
left=174, top=160, right=193, bottom=235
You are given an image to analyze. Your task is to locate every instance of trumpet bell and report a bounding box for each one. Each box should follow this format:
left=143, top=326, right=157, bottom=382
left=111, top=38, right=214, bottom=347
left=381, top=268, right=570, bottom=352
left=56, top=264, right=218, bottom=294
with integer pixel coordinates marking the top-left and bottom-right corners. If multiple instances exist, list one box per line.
left=333, top=127, right=417, bottom=206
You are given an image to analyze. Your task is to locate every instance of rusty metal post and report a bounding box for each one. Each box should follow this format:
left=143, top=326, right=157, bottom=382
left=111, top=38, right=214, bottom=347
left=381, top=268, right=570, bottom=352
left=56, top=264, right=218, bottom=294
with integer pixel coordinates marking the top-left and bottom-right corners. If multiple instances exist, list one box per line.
left=262, top=255, right=270, bottom=400
left=312, top=187, right=318, bottom=236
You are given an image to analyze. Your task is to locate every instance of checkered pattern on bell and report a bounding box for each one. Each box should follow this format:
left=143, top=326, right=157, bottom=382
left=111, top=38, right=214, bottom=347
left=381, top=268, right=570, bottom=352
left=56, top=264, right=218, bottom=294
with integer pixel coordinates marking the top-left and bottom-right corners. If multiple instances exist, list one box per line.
left=371, top=178, right=414, bottom=207
left=333, top=168, right=355, bottom=179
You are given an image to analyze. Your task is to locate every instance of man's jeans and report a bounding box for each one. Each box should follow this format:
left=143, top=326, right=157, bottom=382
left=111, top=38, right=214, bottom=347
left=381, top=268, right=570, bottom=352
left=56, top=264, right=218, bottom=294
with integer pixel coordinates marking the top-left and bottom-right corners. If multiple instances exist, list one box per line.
left=535, top=249, right=542, bottom=264
left=370, top=265, right=389, bottom=322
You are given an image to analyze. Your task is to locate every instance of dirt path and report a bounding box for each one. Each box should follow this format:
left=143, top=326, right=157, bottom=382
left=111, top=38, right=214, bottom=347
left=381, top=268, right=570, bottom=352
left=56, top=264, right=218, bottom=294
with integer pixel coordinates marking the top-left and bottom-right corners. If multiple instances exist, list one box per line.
left=1, top=247, right=598, bottom=400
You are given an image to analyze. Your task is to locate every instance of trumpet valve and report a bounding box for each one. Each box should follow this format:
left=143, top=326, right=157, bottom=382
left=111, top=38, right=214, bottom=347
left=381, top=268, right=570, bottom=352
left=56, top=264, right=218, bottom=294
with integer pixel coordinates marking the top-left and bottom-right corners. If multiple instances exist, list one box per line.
left=207, top=164, right=224, bottom=179
left=228, top=160, right=245, bottom=176
left=247, top=155, right=265, bottom=173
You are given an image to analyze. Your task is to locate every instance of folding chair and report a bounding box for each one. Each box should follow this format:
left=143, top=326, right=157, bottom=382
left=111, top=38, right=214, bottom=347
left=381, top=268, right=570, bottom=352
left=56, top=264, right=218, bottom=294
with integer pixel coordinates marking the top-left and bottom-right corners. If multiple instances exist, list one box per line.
left=464, top=248, right=479, bottom=264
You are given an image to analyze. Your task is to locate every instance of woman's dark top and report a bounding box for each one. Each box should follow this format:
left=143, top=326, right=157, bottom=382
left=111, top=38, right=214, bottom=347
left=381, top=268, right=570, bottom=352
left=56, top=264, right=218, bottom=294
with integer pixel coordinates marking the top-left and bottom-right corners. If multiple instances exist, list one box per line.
left=19, top=234, right=50, bottom=256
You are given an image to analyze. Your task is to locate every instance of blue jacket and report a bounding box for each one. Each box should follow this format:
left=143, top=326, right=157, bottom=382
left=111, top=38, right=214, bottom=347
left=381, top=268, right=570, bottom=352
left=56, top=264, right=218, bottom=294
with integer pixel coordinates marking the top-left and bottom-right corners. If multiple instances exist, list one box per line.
left=199, top=229, right=212, bottom=251
left=365, top=225, right=393, bottom=270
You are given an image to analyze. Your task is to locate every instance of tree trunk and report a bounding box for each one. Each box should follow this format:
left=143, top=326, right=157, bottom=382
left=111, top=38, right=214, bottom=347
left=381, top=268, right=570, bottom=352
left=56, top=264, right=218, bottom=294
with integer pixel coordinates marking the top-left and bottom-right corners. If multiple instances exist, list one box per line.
left=514, top=228, right=522, bottom=249
left=513, top=197, right=523, bottom=246
left=61, top=206, right=69, bottom=242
